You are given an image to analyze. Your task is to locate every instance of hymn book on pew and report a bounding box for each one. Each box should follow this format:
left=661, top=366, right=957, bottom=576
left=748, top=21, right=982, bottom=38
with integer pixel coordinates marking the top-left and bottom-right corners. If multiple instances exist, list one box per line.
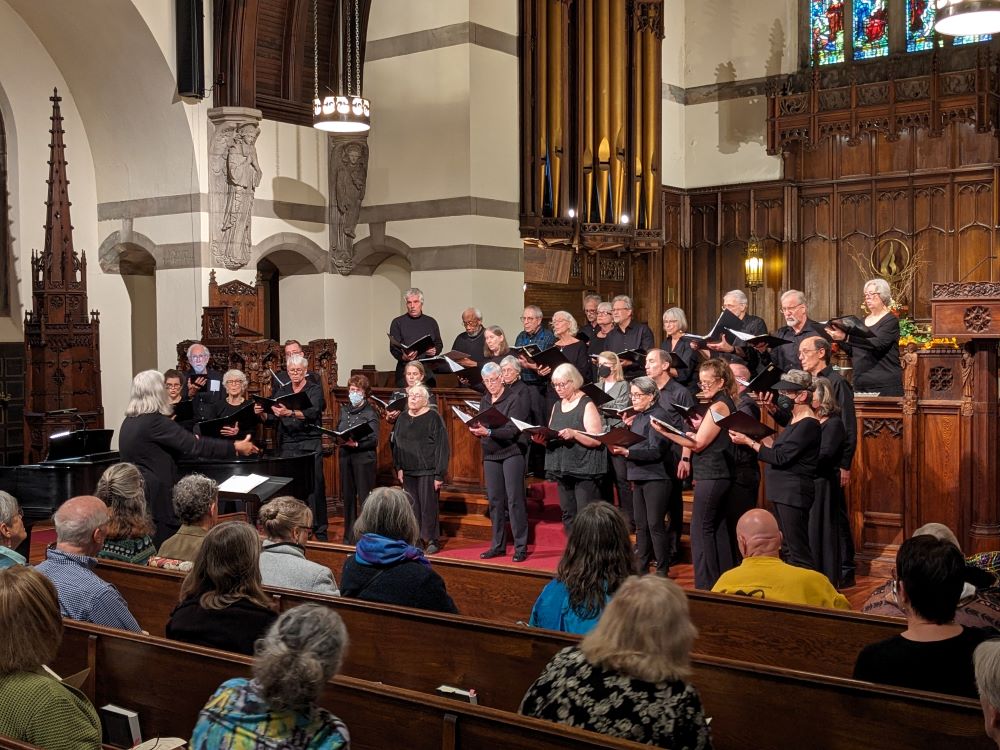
left=196, top=402, right=258, bottom=438
left=710, top=409, right=776, bottom=440
left=436, top=684, right=478, bottom=705
left=582, top=427, right=644, bottom=448
left=451, top=405, right=510, bottom=430
left=99, top=703, right=141, bottom=748
left=251, top=391, right=313, bottom=412
left=313, top=421, right=375, bottom=445
left=680, top=308, right=743, bottom=345
left=510, top=417, right=561, bottom=441
left=387, top=333, right=436, bottom=356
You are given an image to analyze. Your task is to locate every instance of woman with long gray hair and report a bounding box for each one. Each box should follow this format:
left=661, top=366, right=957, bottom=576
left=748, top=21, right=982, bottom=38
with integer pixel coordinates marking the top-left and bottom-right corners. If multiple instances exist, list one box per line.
left=191, top=603, right=350, bottom=749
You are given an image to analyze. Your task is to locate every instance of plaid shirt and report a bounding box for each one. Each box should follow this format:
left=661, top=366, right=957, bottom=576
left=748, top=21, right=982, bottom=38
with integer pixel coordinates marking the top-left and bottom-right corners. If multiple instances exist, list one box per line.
left=35, top=548, right=142, bottom=632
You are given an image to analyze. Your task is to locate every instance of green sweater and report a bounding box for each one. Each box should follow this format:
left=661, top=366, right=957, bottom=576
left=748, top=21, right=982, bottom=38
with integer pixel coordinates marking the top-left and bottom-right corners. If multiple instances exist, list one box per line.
left=0, top=669, right=101, bottom=750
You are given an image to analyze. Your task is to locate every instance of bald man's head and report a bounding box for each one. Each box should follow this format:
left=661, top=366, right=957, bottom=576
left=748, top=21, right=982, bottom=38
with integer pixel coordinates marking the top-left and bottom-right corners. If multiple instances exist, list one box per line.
left=736, top=509, right=783, bottom=559
left=53, top=496, right=109, bottom=555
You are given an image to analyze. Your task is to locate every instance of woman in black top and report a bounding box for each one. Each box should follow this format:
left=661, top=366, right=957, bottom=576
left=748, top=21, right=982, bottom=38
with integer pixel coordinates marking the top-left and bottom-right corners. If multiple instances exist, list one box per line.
left=609, top=376, right=672, bottom=576
left=385, top=360, right=438, bottom=422
left=809, top=377, right=847, bottom=587
left=120, top=370, right=258, bottom=545
left=543, top=311, right=594, bottom=412
left=660, top=307, right=699, bottom=393
left=337, top=374, right=380, bottom=543
left=655, top=359, right=737, bottom=590
left=391, top=383, right=450, bottom=554
left=730, top=369, right=821, bottom=571
left=166, top=521, right=277, bottom=655
left=255, top=353, right=328, bottom=540
left=468, top=362, right=532, bottom=561
left=825, top=277, right=902, bottom=396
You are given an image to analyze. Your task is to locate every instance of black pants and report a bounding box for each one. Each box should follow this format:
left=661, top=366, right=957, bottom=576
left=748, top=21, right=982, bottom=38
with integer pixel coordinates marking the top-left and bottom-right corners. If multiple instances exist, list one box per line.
left=665, top=452, right=684, bottom=562
left=836, top=488, right=856, bottom=581
left=403, top=473, right=440, bottom=544
left=340, top=450, right=376, bottom=544
left=282, top=445, right=327, bottom=541
left=603, top=453, right=634, bottom=529
left=555, top=475, right=600, bottom=531
left=633, top=478, right=670, bottom=574
left=691, top=477, right=733, bottom=590
left=484, top=454, right=528, bottom=552
left=726, top=476, right=759, bottom=565
left=774, top=501, right=816, bottom=570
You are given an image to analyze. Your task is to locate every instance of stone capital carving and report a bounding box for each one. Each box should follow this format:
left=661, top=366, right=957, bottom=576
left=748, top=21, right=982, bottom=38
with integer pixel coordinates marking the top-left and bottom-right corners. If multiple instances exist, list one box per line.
left=328, top=134, right=369, bottom=275
left=209, top=107, right=263, bottom=270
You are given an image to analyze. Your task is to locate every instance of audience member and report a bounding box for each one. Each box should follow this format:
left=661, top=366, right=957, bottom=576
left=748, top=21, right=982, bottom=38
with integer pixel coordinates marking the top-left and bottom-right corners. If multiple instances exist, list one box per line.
left=259, top=496, right=339, bottom=595
left=166, top=521, right=277, bottom=655
left=712, top=509, right=850, bottom=609
left=520, top=575, right=712, bottom=749
left=0, top=491, right=26, bottom=569
left=94, top=462, right=157, bottom=564
left=191, top=603, right=350, bottom=749
left=156, top=473, right=218, bottom=563
left=340, top=487, right=457, bottom=613
left=863, top=523, right=1000, bottom=631
left=529, top=502, right=634, bottom=634
left=853, top=535, right=994, bottom=698
left=35, top=496, right=142, bottom=632
left=975, top=640, right=1000, bottom=747
left=0, top=566, right=102, bottom=749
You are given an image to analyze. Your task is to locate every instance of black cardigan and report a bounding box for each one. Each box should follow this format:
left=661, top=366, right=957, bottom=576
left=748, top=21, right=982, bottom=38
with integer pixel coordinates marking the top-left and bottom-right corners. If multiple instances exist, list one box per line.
left=340, top=555, right=458, bottom=614
left=478, top=386, right=532, bottom=460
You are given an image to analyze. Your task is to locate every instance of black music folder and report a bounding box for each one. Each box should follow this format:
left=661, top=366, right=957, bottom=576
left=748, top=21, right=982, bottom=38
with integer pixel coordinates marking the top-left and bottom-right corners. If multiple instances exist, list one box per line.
left=510, top=417, right=561, bottom=441
left=197, top=403, right=258, bottom=438
left=582, top=427, right=644, bottom=448
left=451, top=405, right=509, bottom=430
left=314, top=421, right=374, bottom=444
left=821, top=315, right=874, bottom=338
left=371, top=393, right=409, bottom=413
left=509, top=344, right=542, bottom=359
left=726, top=329, right=789, bottom=348
left=579, top=382, right=615, bottom=407
left=529, top=346, right=570, bottom=371
left=388, top=333, right=435, bottom=357
left=171, top=400, right=195, bottom=422
left=673, top=401, right=710, bottom=424
left=711, top=410, right=775, bottom=441
left=251, top=391, right=313, bottom=412
left=601, top=405, right=638, bottom=420
left=744, top=363, right=784, bottom=392
left=681, top=309, right=743, bottom=345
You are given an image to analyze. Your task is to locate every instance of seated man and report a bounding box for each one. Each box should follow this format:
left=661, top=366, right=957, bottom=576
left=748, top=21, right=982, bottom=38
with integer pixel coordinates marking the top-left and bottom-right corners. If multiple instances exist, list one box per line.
left=975, top=640, right=1000, bottom=747
left=155, top=474, right=218, bottom=563
left=34, top=496, right=142, bottom=632
left=853, top=535, right=993, bottom=699
left=0, top=491, right=26, bottom=569
left=712, top=509, right=850, bottom=610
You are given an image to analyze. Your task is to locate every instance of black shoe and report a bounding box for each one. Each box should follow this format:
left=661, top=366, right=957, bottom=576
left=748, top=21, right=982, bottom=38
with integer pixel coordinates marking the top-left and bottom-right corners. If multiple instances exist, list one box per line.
left=480, top=548, right=505, bottom=559
left=838, top=573, right=857, bottom=589
left=425, top=542, right=440, bottom=555
left=512, top=550, right=528, bottom=563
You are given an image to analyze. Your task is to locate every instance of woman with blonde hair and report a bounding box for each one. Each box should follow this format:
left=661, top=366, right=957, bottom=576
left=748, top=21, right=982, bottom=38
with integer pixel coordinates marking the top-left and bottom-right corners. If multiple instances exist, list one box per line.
left=94, top=462, right=157, bottom=564
left=166, top=521, right=277, bottom=655
left=0, top=566, right=102, bottom=748
left=521, top=575, right=712, bottom=748
left=258, top=496, right=339, bottom=595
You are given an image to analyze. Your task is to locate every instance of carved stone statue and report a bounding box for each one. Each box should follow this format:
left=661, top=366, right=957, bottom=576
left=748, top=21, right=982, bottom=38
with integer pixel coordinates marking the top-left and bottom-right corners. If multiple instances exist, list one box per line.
left=329, top=136, right=369, bottom=275
left=960, top=345, right=975, bottom=416
left=209, top=109, right=263, bottom=271
left=901, top=343, right=918, bottom=416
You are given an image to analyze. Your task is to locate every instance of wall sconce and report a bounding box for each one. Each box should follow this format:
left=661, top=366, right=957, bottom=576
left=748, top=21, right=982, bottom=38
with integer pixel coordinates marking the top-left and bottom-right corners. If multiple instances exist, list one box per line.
left=744, top=236, right=765, bottom=312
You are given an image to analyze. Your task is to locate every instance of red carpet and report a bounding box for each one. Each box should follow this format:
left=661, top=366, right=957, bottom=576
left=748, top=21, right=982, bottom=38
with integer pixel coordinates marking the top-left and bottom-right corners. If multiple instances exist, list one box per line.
left=434, top=481, right=567, bottom=573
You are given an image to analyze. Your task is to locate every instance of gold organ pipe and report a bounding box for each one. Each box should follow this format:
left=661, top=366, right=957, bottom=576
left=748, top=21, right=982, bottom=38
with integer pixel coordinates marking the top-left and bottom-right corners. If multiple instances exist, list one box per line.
left=632, top=11, right=643, bottom=226
left=642, top=21, right=660, bottom=229
left=548, top=0, right=563, bottom=217
left=595, top=0, right=611, bottom=223
left=610, top=0, right=626, bottom=223
left=537, top=1, right=548, bottom=216
left=582, top=0, right=594, bottom=222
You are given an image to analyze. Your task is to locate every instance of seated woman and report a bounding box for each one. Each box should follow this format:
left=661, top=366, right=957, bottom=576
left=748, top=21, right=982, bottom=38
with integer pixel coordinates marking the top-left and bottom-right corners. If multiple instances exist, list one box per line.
left=0, top=491, right=26, bottom=569
left=0, top=566, right=102, bottom=749
left=258, top=496, right=339, bottom=595
left=166, top=521, right=277, bottom=655
left=340, top=487, right=457, bottom=614
left=520, top=575, right=712, bottom=749
left=155, top=473, right=218, bottom=564
left=853, top=534, right=994, bottom=698
left=863, top=523, right=1000, bottom=632
left=529, top=501, right=633, bottom=634
left=94, top=463, right=157, bottom=564
left=191, top=603, right=350, bottom=750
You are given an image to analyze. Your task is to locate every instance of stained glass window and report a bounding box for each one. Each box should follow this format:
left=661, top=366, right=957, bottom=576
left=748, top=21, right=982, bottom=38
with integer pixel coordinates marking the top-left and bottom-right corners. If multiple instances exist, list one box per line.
left=853, top=0, right=890, bottom=59
left=811, top=0, right=846, bottom=65
left=906, top=0, right=991, bottom=52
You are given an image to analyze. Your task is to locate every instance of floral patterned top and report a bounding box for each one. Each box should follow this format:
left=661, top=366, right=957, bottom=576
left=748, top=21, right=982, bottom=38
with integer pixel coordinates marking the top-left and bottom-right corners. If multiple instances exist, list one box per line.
left=519, top=647, right=712, bottom=749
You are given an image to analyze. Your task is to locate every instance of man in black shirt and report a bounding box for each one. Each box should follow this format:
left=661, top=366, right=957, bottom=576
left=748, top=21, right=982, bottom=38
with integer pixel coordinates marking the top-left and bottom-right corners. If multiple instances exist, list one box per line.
left=766, top=289, right=830, bottom=373
left=707, top=289, right=769, bottom=367
left=579, top=293, right=602, bottom=343
left=182, top=342, right=224, bottom=421
left=606, top=294, right=654, bottom=378
left=450, top=307, right=487, bottom=366
left=272, top=339, right=321, bottom=389
left=389, top=287, right=443, bottom=387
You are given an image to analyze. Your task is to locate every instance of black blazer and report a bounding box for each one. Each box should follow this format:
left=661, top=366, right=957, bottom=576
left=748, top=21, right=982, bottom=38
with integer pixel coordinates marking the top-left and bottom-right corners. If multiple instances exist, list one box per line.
left=166, top=596, right=277, bottom=656
left=119, top=413, right=236, bottom=544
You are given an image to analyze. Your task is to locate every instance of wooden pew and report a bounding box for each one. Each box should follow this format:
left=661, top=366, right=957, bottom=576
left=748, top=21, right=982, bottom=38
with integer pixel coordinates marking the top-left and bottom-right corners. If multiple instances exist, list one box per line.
left=98, top=557, right=906, bottom=681
left=55, top=620, right=992, bottom=750
left=53, top=622, right=645, bottom=750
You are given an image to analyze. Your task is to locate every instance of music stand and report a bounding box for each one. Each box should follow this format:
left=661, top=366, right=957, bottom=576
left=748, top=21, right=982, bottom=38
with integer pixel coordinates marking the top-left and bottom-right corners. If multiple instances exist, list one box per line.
left=217, top=474, right=294, bottom=525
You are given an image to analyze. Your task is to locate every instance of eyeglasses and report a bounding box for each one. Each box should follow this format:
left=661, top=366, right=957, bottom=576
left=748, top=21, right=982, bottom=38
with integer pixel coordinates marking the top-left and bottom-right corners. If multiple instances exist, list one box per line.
left=551, top=380, right=571, bottom=389
left=482, top=376, right=502, bottom=384
left=663, top=319, right=678, bottom=324
left=611, top=306, right=628, bottom=312
left=189, top=353, right=209, bottom=360
left=863, top=291, right=880, bottom=298
left=596, top=310, right=612, bottom=316
left=296, top=525, right=314, bottom=539
left=698, top=380, right=719, bottom=389
left=780, top=303, right=805, bottom=313
left=223, top=380, right=243, bottom=385
left=629, top=391, right=649, bottom=400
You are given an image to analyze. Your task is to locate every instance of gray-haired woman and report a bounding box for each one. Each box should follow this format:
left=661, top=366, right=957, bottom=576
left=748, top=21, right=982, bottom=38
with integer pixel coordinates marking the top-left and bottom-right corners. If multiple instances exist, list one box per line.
left=825, top=277, right=902, bottom=396
left=191, top=603, right=350, bottom=749
left=119, top=370, right=257, bottom=545
left=468, top=362, right=533, bottom=562
left=211, top=368, right=252, bottom=438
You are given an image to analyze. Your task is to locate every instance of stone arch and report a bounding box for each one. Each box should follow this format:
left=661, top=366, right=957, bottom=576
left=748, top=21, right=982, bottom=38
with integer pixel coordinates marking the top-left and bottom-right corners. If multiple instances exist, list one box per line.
left=96, top=234, right=158, bottom=373
left=98, top=230, right=159, bottom=273
left=255, top=233, right=327, bottom=275
left=352, top=232, right=413, bottom=276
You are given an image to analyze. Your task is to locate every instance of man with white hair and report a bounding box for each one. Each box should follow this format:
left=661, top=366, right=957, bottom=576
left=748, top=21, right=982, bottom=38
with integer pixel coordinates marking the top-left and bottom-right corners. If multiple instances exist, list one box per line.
left=766, top=290, right=830, bottom=373
left=389, top=288, right=443, bottom=387
left=450, top=307, right=487, bottom=367
left=183, top=342, right=224, bottom=420
left=35, top=496, right=142, bottom=632
left=975, top=641, right=1000, bottom=747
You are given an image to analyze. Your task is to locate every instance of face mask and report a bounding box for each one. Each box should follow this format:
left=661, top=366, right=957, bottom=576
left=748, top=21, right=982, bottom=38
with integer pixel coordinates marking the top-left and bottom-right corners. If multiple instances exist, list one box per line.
left=597, top=365, right=612, bottom=378
left=348, top=391, right=364, bottom=407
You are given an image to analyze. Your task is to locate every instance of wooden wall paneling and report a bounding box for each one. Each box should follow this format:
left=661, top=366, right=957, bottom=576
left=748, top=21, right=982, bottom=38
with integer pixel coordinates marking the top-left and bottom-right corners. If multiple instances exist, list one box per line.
left=798, top=137, right=833, bottom=183
left=662, top=190, right=684, bottom=311
left=874, top=128, right=912, bottom=176
left=752, top=190, right=786, bottom=324
left=851, top=182, right=911, bottom=314
left=836, top=132, right=873, bottom=180
left=254, top=0, right=289, bottom=100
left=956, top=120, right=998, bottom=170
left=914, top=406, right=964, bottom=537
left=954, top=177, right=994, bottom=282
left=830, top=187, right=873, bottom=318
left=912, top=126, right=950, bottom=173
left=688, top=195, right=719, bottom=334
left=911, top=180, right=951, bottom=319
left=719, top=192, right=751, bottom=308
left=797, top=190, right=832, bottom=319
left=968, top=343, right=1000, bottom=553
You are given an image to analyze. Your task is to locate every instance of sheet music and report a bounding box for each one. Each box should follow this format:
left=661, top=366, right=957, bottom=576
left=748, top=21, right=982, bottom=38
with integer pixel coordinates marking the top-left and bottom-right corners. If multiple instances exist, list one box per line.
left=218, top=473, right=269, bottom=493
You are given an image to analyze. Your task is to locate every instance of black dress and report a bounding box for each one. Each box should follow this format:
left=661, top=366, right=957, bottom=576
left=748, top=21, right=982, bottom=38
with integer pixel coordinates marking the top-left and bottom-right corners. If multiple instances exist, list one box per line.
left=336, top=401, right=380, bottom=543
left=840, top=313, right=902, bottom=396
left=119, top=413, right=236, bottom=545
left=809, top=416, right=846, bottom=587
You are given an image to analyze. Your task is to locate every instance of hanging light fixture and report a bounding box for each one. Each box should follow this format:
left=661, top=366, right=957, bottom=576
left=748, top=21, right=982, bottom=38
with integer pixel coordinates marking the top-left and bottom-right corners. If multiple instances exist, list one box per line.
left=934, top=0, right=1000, bottom=36
left=744, top=236, right=765, bottom=290
left=313, top=0, right=370, bottom=133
